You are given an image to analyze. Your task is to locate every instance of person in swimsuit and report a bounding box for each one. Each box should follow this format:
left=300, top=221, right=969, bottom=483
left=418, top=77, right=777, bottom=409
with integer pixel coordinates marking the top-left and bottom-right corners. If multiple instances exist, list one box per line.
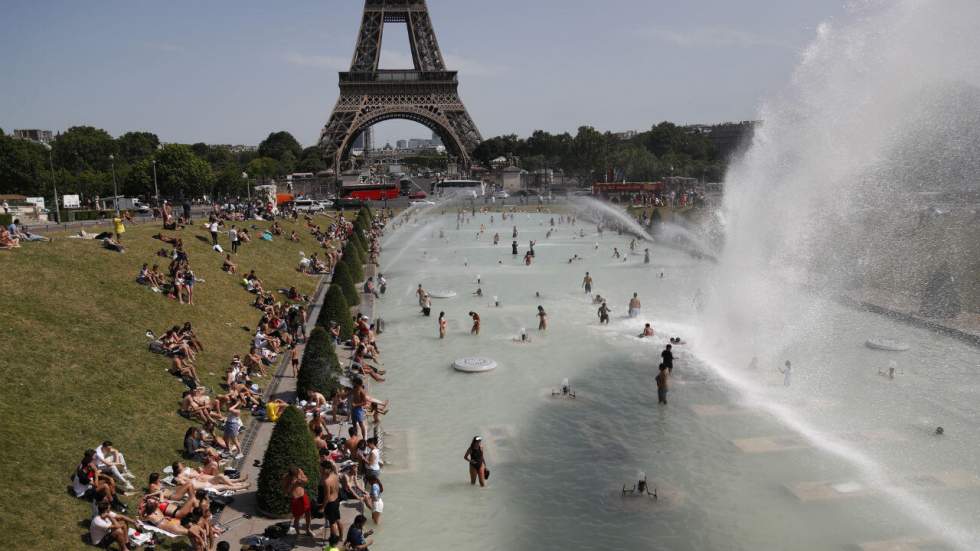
left=438, top=312, right=447, bottom=339
left=283, top=466, right=313, bottom=537
left=320, top=460, right=343, bottom=540
left=537, top=306, right=547, bottom=331
left=351, top=377, right=368, bottom=438
left=290, top=345, right=301, bottom=377
left=469, top=312, right=481, bottom=335
left=639, top=323, right=654, bottom=338
left=464, top=436, right=488, bottom=487
left=598, top=302, right=610, bottom=324
left=582, top=272, right=593, bottom=294
left=628, top=293, right=641, bottom=318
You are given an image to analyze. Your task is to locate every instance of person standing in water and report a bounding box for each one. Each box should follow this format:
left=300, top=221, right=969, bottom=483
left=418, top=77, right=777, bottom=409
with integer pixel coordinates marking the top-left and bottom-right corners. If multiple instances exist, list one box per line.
left=416, top=284, right=426, bottom=307
left=598, top=302, right=611, bottom=324
left=582, top=272, right=593, bottom=294
left=644, top=248, right=650, bottom=264
left=537, top=306, right=548, bottom=331
left=512, top=226, right=518, bottom=238
left=628, top=293, right=641, bottom=318
left=464, top=436, right=488, bottom=487
left=438, top=312, right=447, bottom=339
left=512, top=240, right=519, bottom=255
left=656, top=364, right=669, bottom=405
left=779, top=360, right=792, bottom=386
left=469, top=312, right=481, bottom=335
left=661, top=344, right=674, bottom=375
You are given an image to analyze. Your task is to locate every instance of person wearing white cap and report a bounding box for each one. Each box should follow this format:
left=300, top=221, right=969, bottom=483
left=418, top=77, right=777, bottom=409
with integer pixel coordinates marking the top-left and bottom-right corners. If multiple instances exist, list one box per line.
left=463, top=436, right=488, bottom=487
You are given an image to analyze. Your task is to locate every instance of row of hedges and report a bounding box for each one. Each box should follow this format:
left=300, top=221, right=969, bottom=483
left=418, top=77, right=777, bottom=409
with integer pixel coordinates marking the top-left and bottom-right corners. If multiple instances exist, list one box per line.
left=296, top=326, right=341, bottom=399
left=255, top=206, right=372, bottom=515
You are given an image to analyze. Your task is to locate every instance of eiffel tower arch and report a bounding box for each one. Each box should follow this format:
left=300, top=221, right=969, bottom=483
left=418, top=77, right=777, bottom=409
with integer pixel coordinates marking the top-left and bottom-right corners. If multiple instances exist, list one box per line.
left=319, top=0, right=483, bottom=172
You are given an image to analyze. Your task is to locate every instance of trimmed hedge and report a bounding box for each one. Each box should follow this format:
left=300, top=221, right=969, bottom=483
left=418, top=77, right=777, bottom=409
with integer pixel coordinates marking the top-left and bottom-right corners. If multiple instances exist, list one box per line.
left=296, top=327, right=340, bottom=399
left=342, top=242, right=365, bottom=283
left=332, top=261, right=360, bottom=306
left=319, top=283, right=354, bottom=340
left=256, top=406, right=321, bottom=515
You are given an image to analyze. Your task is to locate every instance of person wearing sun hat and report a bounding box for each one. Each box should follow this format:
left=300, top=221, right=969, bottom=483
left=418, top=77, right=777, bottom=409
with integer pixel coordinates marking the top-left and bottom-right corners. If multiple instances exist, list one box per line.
left=463, top=436, right=488, bottom=487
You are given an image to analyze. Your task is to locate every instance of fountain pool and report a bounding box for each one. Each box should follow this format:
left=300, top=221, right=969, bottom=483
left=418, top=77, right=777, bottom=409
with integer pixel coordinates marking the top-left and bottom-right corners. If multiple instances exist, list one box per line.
left=365, top=211, right=979, bottom=551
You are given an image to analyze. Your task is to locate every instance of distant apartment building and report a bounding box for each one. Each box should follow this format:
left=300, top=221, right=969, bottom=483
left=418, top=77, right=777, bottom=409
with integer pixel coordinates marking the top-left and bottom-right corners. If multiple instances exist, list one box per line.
left=212, top=144, right=258, bottom=153
left=396, top=139, right=408, bottom=150
left=612, top=130, right=639, bottom=141
left=13, top=129, right=53, bottom=143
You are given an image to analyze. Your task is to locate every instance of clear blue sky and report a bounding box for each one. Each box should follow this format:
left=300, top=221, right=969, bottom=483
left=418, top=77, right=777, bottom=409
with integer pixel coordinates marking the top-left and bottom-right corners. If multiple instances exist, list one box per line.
left=0, top=0, right=844, bottom=147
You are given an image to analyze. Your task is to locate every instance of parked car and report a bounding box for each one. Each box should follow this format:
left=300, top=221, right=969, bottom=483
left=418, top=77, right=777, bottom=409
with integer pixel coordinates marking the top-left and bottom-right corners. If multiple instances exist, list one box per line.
left=291, top=199, right=325, bottom=213
left=408, top=190, right=428, bottom=199
left=493, top=190, right=510, bottom=199
left=410, top=200, right=436, bottom=206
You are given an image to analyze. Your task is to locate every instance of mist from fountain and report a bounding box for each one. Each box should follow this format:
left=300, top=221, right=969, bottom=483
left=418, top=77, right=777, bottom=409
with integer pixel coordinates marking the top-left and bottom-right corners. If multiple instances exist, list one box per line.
left=698, top=1, right=980, bottom=548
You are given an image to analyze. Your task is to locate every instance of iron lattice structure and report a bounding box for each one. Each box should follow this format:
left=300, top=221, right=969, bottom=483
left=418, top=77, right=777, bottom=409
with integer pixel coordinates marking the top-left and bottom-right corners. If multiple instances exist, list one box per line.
left=319, top=0, right=483, bottom=171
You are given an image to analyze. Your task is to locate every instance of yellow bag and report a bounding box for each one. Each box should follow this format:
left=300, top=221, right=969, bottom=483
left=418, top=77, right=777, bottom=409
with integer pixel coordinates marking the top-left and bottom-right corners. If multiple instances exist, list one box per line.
left=266, top=402, right=281, bottom=422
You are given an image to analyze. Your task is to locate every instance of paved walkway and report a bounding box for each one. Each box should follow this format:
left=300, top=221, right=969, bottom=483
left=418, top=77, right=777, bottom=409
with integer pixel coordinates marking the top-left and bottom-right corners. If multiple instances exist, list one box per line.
left=217, top=265, right=380, bottom=549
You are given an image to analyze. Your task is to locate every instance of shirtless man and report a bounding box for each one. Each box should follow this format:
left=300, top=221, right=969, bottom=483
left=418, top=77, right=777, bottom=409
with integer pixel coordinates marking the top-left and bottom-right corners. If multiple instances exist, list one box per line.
left=290, top=346, right=301, bottom=377
left=307, top=389, right=329, bottom=412
left=628, top=293, right=641, bottom=318
left=582, top=272, right=593, bottom=294
left=321, top=461, right=343, bottom=540
left=469, top=312, right=481, bottom=335
left=416, top=284, right=426, bottom=307
left=351, top=378, right=369, bottom=438
left=537, top=306, right=548, bottom=331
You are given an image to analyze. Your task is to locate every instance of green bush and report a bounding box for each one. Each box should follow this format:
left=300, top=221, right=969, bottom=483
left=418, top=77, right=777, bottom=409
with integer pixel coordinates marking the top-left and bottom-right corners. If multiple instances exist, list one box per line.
left=318, top=283, right=354, bottom=340
left=296, top=327, right=340, bottom=399
left=0, top=214, right=11, bottom=226
left=333, top=261, right=360, bottom=306
left=256, top=406, right=321, bottom=515
left=343, top=242, right=365, bottom=282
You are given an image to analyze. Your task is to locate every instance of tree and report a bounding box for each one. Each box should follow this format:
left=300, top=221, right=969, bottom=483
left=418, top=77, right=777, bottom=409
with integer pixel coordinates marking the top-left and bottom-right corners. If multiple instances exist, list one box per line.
left=51, top=126, right=117, bottom=173
left=296, top=327, right=340, bottom=399
left=116, top=131, right=160, bottom=163
left=151, top=144, right=215, bottom=199
left=296, top=147, right=327, bottom=174
left=570, top=126, right=608, bottom=180
left=0, top=134, right=47, bottom=195
left=319, top=284, right=354, bottom=340
left=256, top=406, right=321, bottom=515
left=246, top=157, right=280, bottom=181
left=333, top=260, right=360, bottom=306
left=258, top=131, right=303, bottom=164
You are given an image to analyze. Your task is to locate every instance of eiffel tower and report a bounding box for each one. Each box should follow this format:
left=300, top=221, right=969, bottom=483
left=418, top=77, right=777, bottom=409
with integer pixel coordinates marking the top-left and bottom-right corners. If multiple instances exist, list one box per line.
left=319, top=0, right=483, bottom=172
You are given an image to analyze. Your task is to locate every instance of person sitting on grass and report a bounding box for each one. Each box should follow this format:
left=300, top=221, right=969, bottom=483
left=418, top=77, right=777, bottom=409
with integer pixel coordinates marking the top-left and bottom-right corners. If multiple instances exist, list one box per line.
left=183, top=427, right=224, bottom=463
left=95, top=441, right=136, bottom=492
left=222, top=254, right=237, bottom=274
left=244, top=270, right=263, bottom=294
left=289, top=229, right=300, bottom=242
left=270, top=221, right=284, bottom=236
left=73, top=449, right=121, bottom=501
left=90, top=501, right=138, bottom=550
left=0, top=226, right=20, bottom=249
left=181, top=388, right=224, bottom=424
left=136, top=495, right=190, bottom=536
left=180, top=322, right=204, bottom=353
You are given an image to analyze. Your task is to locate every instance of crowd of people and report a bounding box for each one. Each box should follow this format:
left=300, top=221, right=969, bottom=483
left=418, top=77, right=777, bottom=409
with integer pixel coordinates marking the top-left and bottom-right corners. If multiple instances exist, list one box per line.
left=68, top=201, right=373, bottom=551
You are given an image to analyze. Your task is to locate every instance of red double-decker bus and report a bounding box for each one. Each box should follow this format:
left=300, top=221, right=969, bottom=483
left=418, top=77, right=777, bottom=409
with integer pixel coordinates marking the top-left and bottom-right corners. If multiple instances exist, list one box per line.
left=341, top=182, right=400, bottom=201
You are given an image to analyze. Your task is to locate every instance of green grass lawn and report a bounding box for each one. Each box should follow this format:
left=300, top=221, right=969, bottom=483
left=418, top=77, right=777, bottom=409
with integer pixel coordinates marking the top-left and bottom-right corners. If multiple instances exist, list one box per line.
left=0, top=215, right=337, bottom=550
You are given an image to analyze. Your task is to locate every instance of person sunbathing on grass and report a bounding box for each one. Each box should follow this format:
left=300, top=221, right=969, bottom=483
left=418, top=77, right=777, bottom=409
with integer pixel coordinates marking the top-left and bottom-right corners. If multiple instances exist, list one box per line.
left=0, top=227, right=21, bottom=249
left=152, top=233, right=181, bottom=245
left=222, top=254, right=237, bottom=274
left=270, top=221, right=284, bottom=236
left=181, top=389, right=224, bottom=424
left=171, top=355, right=201, bottom=387
left=137, top=495, right=191, bottom=536
left=172, top=462, right=250, bottom=492
left=289, top=230, right=300, bottom=242
left=162, top=327, right=197, bottom=360
left=180, top=322, right=204, bottom=353
left=183, top=428, right=224, bottom=464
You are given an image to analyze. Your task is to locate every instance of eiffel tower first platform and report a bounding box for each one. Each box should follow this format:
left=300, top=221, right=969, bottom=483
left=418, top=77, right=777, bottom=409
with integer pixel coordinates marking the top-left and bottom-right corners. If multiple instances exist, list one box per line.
left=318, top=0, right=483, bottom=172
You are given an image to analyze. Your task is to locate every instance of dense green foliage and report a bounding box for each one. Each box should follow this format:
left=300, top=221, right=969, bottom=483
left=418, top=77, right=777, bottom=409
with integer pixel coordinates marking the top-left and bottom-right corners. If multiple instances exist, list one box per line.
left=473, top=122, right=726, bottom=183
left=256, top=406, right=321, bottom=515
left=333, top=260, right=360, bottom=306
left=319, top=284, right=354, bottom=340
left=296, top=327, right=341, bottom=399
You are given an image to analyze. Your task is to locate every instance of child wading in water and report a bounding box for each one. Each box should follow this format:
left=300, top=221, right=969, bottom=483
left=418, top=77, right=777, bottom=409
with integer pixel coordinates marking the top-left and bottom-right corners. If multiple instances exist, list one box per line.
left=438, top=312, right=447, bottom=339
left=537, top=306, right=548, bottom=331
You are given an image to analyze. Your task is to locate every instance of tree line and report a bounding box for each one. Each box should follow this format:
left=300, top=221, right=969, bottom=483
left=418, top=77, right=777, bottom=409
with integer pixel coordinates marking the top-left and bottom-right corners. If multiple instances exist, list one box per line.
left=472, top=122, right=727, bottom=183
left=0, top=127, right=327, bottom=201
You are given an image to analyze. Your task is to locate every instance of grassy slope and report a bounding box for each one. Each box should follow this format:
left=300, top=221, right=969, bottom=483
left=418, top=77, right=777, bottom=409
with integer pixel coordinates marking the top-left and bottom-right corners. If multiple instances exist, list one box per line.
left=0, top=216, right=334, bottom=551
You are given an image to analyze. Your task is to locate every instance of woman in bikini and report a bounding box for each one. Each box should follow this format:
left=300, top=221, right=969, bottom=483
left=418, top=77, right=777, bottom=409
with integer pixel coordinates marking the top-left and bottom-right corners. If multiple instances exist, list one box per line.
left=438, top=312, right=447, bottom=339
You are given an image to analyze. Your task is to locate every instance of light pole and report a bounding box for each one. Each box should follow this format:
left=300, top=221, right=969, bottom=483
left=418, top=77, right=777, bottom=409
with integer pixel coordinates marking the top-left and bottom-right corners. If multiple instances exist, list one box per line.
left=242, top=171, right=251, bottom=202
left=109, top=154, right=120, bottom=216
left=152, top=160, right=159, bottom=204
left=43, top=143, right=60, bottom=223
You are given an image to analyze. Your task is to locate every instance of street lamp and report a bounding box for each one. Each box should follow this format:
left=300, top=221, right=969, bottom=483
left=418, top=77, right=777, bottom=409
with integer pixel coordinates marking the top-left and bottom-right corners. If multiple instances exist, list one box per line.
left=42, top=143, right=60, bottom=223
left=109, top=154, right=120, bottom=215
left=242, top=171, right=251, bottom=202
left=152, top=160, right=159, bottom=204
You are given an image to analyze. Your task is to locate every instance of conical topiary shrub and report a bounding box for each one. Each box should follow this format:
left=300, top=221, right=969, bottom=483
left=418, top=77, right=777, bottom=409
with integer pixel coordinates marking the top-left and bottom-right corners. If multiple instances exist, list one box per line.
left=319, top=283, right=354, bottom=340
left=333, top=260, right=360, bottom=306
left=343, top=242, right=365, bottom=283
left=256, top=406, right=321, bottom=516
left=296, top=327, right=340, bottom=399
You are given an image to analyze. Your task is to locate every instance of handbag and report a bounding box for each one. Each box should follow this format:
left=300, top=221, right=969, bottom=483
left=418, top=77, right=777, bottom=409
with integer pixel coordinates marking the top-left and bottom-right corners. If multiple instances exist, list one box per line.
left=484, top=468, right=490, bottom=480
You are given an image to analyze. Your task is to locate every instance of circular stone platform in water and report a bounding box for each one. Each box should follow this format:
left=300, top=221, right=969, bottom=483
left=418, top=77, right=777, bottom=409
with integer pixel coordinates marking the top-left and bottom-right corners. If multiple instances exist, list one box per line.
left=429, top=290, right=457, bottom=299
left=865, top=337, right=910, bottom=352
left=453, top=357, right=497, bottom=373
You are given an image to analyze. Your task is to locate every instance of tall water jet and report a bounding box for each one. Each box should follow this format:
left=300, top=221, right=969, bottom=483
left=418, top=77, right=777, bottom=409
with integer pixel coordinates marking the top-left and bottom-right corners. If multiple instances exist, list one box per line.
left=702, top=1, right=980, bottom=548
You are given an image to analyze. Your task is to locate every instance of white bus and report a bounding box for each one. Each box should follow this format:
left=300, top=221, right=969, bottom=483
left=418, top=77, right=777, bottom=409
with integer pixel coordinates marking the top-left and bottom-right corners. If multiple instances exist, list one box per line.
left=432, top=179, right=486, bottom=198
